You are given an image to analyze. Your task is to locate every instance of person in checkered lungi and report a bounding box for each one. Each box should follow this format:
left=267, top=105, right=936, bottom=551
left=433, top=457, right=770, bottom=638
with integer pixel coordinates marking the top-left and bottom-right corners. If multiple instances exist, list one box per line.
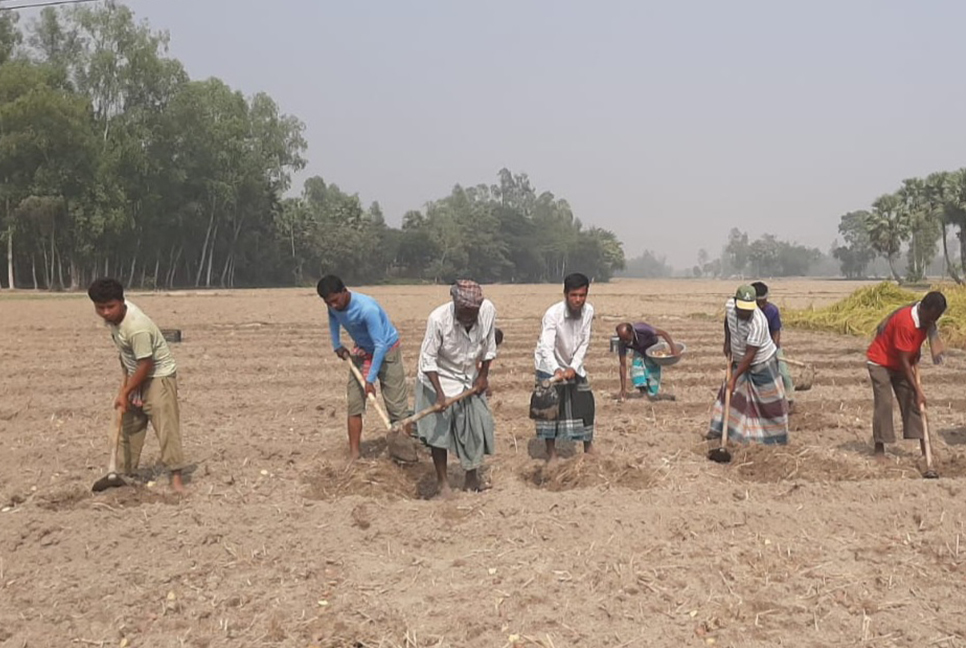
left=533, top=273, right=596, bottom=462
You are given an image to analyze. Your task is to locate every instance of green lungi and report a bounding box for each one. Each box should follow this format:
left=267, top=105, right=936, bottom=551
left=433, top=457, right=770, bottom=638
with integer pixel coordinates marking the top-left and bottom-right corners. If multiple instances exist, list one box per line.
left=414, top=381, right=495, bottom=470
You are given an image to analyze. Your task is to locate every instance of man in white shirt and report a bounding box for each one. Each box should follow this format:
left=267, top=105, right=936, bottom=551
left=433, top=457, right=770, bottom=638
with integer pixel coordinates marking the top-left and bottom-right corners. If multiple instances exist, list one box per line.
left=707, top=285, right=788, bottom=445
left=533, top=273, right=595, bottom=461
left=415, top=279, right=497, bottom=497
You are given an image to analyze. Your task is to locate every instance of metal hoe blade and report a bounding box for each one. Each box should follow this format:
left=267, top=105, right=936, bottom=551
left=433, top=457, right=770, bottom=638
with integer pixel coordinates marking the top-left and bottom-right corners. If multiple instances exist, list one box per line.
left=708, top=447, right=732, bottom=464
left=92, top=473, right=125, bottom=493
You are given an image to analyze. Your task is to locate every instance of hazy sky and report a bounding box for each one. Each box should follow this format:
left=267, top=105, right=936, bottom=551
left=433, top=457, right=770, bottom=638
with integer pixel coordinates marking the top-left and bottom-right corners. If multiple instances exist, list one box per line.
left=108, top=1, right=966, bottom=265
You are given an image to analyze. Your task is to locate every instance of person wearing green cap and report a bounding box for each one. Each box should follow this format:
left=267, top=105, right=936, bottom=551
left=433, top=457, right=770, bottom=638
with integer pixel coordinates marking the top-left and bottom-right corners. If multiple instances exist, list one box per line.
left=706, top=285, right=789, bottom=445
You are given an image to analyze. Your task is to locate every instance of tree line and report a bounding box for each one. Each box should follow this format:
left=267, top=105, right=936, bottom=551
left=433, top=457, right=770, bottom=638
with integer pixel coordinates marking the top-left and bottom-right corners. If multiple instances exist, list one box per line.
left=618, top=250, right=673, bottom=279
left=831, top=170, right=966, bottom=283
left=282, top=168, right=626, bottom=286
left=0, top=3, right=625, bottom=291
left=646, top=230, right=832, bottom=280
left=623, top=171, right=966, bottom=281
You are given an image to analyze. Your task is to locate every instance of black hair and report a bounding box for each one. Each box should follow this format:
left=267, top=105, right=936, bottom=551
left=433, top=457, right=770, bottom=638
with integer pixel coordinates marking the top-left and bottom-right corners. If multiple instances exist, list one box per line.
left=316, top=275, right=346, bottom=299
left=563, top=272, right=590, bottom=293
left=87, top=277, right=124, bottom=303
left=922, top=291, right=947, bottom=313
left=495, top=328, right=504, bottom=346
left=751, top=281, right=768, bottom=298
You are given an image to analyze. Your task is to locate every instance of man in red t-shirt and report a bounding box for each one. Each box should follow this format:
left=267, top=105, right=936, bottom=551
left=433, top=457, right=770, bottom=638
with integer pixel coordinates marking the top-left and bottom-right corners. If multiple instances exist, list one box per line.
left=866, top=291, right=946, bottom=461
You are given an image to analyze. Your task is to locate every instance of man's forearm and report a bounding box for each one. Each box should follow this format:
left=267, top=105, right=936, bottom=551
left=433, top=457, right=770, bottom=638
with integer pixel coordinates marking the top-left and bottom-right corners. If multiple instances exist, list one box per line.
left=367, top=345, right=389, bottom=383
left=425, top=371, right=444, bottom=399
left=734, top=348, right=757, bottom=379
left=328, top=315, right=342, bottom=351
left=570, top=345, right=589, bottom=374
left=123, top=360, right=153, bottom=395
left=899, top=357, right=920, bottom=396
left=619, top=356, right=627, bottom=391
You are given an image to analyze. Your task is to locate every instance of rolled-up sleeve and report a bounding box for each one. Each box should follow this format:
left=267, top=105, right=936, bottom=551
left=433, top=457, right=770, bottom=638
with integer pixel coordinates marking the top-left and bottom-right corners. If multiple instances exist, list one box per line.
left=481, top=301, right=498, bottom=362
left=418, top=313, right=442, bottom=375
left=569, top=307, right=593, bottom=375
left=534, top=310, right=559, bottom=375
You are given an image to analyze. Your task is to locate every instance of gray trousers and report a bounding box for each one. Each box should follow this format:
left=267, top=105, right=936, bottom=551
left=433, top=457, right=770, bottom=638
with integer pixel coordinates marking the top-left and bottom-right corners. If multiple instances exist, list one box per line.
left=868, top=364, right=923, bottom=444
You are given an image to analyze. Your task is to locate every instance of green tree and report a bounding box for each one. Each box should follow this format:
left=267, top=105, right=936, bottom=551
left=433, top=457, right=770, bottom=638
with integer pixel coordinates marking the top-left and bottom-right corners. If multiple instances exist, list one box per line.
left=0, top=11, right=21, bottom=65
left=0, top=4, right=625, bottom=289
left=921, top=171, right=962, bottom=283
left=395, top=210, right=439, bottom=279
left=832, top=210, right=875, bottom=278
left=949, top=170, right=966, bottom=276
left=619, top=250, right=672, bottom=278
left=897, top=178, right=941, bottom=282
left=748, top=234, right=780, bottom=276
left=575, top=227, right=625, bottom=281
left=0, top=59, right=98, bottom=289
left=697, top=249, right=709, bottom=276
left=775, top=241, right=821, bottom=276
left=724, top=228, right=749, bottom=276
left=866, top=194, right=909, bottom=282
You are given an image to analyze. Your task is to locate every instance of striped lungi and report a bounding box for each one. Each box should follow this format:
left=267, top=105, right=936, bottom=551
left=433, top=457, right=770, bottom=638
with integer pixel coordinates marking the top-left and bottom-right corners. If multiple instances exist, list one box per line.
left=708, top=355, right=788, bottom=445
left=630, top=351, right=662, bottom=396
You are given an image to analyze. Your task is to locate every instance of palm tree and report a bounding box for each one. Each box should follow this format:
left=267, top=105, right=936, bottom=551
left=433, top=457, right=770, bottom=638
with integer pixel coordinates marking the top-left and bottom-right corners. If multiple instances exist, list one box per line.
left=866, top=193, right=909, bottom=282
left=947, top=169, right=966, bottom=278
left=923, top=171, right=963, bottom=284
left=897, top=178, right=941, bottom=282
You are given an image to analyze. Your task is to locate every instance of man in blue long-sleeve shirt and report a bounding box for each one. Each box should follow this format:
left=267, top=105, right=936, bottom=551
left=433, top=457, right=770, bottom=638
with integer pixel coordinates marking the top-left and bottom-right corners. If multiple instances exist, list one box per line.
left=318, top=275, right=410, bottom=460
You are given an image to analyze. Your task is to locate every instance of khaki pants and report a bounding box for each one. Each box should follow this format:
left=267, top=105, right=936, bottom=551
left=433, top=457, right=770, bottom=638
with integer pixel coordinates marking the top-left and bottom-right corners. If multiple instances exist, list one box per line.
left=868, top=364, right=923, bottom=444
left=119, top=374, right=186, bottom=473
left=346, top=346, right=410, bottom=422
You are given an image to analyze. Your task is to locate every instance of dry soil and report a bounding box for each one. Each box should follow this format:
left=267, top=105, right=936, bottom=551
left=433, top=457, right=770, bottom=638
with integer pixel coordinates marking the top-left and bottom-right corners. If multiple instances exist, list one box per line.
left=2, top=279, right=966, bottom=648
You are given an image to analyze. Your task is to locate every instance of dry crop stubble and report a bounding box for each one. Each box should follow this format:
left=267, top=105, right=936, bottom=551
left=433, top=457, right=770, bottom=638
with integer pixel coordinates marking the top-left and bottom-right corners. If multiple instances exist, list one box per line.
left=3, top=280, right=966, bottom=647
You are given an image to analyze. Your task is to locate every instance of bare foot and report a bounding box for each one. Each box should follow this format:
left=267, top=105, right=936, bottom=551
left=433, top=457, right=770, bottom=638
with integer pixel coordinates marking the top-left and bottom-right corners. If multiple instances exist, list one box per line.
left=583, top=442, right=596, bottom=455
left=545, top=439, right=558, bottom=464
left=873, top=442, right=888, bottom=464
left=434, top=483, right=456, bottom=500
left=464, top=470, right=480, bottom=492
left=170, top=471, right=186, bottom=494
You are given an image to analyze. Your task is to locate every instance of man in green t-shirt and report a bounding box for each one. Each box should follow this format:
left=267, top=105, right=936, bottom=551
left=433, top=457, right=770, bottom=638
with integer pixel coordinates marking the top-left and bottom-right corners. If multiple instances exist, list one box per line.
left=89, top=278, right=186, bottom=493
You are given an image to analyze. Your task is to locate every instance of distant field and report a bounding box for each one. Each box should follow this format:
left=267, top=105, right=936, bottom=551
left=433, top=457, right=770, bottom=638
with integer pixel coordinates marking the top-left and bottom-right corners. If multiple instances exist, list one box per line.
left=3, top=278, right=965, bottom=647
